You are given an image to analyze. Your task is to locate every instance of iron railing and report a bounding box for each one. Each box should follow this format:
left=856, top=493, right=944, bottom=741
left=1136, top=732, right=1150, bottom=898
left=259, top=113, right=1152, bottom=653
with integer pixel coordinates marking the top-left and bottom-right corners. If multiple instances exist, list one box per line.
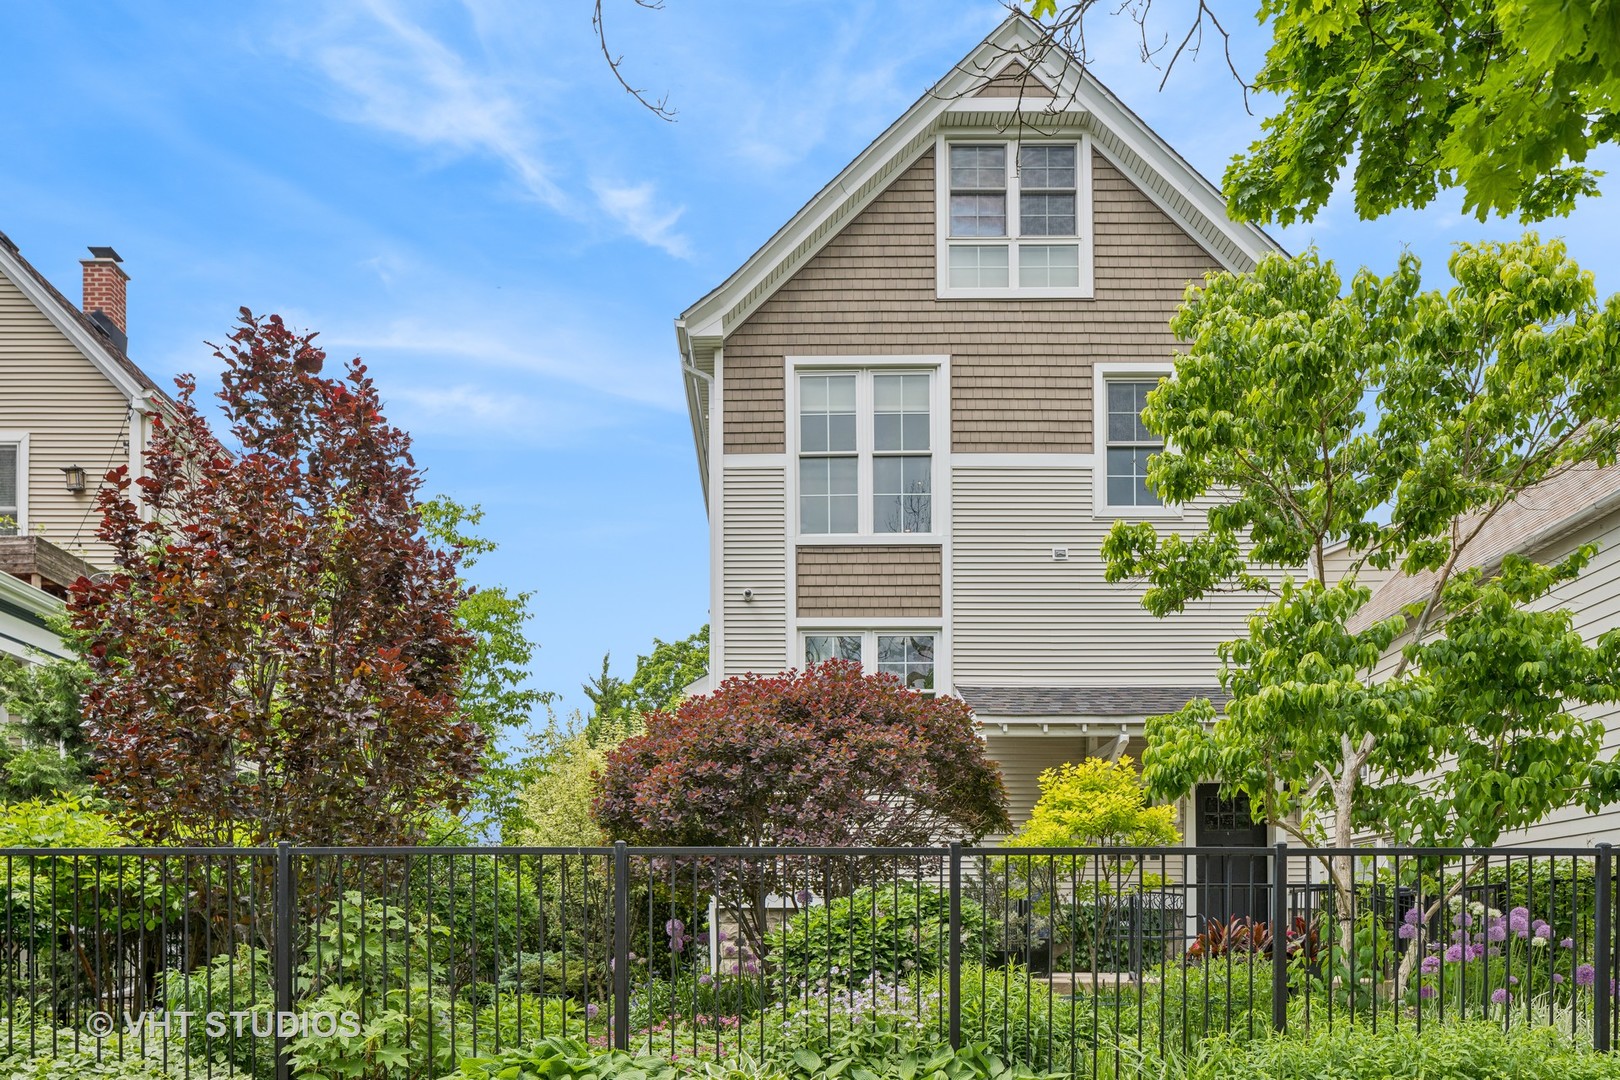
left=1, top=842, right=1614, bottom=1078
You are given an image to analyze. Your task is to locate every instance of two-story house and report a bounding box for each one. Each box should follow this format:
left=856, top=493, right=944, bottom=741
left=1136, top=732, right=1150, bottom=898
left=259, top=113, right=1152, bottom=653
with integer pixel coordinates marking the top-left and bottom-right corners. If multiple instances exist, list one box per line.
left=0, top=231, right=171, bottom=666
left=675, top=13, right=1284, bottom=873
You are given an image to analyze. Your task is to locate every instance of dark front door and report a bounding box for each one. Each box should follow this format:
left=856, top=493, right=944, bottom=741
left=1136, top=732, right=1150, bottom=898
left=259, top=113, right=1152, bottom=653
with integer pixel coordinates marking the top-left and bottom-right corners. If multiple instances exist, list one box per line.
left=1195, top=784, right=1269, bottom=928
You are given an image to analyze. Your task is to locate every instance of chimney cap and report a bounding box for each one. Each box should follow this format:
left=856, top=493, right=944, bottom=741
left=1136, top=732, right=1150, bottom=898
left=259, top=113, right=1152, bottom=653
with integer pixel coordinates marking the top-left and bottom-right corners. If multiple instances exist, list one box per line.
left=86, top=246, right=122, bottom=262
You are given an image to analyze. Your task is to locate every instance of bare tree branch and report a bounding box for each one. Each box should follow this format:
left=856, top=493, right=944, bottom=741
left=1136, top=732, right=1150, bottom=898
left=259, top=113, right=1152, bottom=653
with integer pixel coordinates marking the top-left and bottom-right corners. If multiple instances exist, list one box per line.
left=594, top=0, right=677, bottom=121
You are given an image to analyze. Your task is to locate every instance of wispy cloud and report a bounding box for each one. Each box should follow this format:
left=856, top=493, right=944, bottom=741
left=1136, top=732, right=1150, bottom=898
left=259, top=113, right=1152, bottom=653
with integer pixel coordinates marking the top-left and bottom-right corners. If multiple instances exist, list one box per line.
left=285, top=0, right=690, bottom=257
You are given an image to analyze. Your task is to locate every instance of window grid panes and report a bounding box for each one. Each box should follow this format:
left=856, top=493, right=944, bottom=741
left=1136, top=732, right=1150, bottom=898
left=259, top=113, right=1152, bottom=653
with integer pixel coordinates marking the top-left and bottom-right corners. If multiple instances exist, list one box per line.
left=878, top=634, right=935, bottom=693
left=948, top=145, right=1007, bottom=237
left=0, top=444, right=17, bottom=536
left=872, top=373, right=931, bottom=534
left=804, top=634, right=862, bottom=666
left=799, top=374, right=858, bottom=534
left=945, top=141, right=1082, bottom=293
left=1106, top=379, right=1164, bottom=507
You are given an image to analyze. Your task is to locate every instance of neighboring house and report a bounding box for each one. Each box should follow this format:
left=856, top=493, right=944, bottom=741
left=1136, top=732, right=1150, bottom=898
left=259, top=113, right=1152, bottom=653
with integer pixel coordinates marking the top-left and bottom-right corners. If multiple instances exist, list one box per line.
left=0, top=230, right=171, bottom=666
left=1346, top=462, right=1620, bottom=849
left=674, top=12, right=1284, bottom=880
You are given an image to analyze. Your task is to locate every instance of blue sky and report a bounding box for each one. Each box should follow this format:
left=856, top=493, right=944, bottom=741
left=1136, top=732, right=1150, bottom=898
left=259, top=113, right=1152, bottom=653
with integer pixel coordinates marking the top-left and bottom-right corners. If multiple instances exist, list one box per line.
left=2, top=1, right=1616, bottom=723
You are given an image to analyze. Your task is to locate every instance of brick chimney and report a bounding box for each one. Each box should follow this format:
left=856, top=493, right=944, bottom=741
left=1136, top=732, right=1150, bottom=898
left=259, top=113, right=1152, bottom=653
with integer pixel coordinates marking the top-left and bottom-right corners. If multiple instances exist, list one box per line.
left=81, top=246, right=128, bottom=352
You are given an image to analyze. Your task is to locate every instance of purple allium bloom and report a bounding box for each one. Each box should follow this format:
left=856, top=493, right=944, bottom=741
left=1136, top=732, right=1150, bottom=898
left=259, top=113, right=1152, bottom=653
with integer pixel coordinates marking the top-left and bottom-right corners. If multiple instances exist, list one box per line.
left=1404, top=907, right=1423, bottom=926
left=1444, top=944, right=1464, bottom=963
left=1419, top=985, right=1436, bottom=999
left=1576, top=964, right=1597, bottom=987
left=1454, top=912, right=1474, bottom=929
left=666, top=918, right=684, bottom=936
left=1398, top=923, right=1417, bottom=940
left=1508, top=976, right=1519, bottom=986
left=742, top=960, right=759, bottom=975
left=586, top=1003, right=600, bottom=1020
left=795, top=890, right=812, bottom=906
left=1508, top=907, right=1530, bottom=936
left=1490, top=988, right=1512, bottom=1005
left=1532, top=921, right=1551, bottom=940
left=1486, top=919, right=1508, bottom=943
left=1554, top=973, right=1566, bottom=985
left=1561, top=938, right=1576, bottom=950
left=698, top=974, right=713, bottom=986
left=1420, top=955, right=1442, bottom=975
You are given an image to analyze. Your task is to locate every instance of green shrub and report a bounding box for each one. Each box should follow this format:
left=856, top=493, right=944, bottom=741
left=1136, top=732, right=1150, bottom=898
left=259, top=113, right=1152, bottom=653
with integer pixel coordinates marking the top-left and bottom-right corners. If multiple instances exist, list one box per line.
left=766, top=884, right=990, bottom=988
left=1139, top=956, right=1275, bottom=1051
left=454, top=1034, right=785, bottom=1080
left=1184, top=1021, right=1620, bottom=1079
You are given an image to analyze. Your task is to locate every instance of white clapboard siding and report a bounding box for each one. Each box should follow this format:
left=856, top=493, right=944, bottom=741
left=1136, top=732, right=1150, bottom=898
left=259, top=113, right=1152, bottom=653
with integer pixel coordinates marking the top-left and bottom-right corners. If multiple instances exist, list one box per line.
left=0, top=267, right=132, bottom=569
left=720, top=465, right=788, bottom=677
left=951, top=465, right=1258, bottom=684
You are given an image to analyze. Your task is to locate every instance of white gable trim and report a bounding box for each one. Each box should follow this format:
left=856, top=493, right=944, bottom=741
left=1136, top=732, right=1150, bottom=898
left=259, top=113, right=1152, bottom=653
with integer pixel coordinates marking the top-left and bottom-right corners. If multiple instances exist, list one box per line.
left=0, top=245, right=149, bottom=404
left=677, top=13, right=1283, bottom=344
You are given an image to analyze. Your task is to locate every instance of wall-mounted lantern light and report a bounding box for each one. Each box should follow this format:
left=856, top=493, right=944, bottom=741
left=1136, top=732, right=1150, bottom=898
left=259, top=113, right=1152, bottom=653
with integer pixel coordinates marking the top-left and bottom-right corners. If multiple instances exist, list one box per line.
left=60, top=465, right=87, bottom=494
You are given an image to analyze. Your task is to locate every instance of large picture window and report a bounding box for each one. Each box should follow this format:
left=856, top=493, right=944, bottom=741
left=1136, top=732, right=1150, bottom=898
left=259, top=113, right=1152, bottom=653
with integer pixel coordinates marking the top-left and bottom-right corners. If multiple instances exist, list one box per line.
left=940, top=138, right=1090, bottom=297
left=797, top=368, right=935, bottom=536
left=802, top=630, right=936, bottom=694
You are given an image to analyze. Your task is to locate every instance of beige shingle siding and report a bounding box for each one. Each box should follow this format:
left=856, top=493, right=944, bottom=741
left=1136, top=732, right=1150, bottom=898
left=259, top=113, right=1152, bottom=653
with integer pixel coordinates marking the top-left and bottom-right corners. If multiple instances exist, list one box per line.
left=720, top=147, right=1219, bottom=455
left=720, top=465, right=789, bottom=677
left=971, top=61, right=1051, bottom=98
left=951, top=465, right=1255, bottom=683
left=796, top=545, right=942, bottom=618
left=0, top=267, right=131, bottom=569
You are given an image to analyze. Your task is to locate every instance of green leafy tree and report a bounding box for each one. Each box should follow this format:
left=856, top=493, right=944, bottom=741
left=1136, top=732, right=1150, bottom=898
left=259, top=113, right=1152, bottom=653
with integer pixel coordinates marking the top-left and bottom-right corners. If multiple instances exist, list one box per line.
left=582, top=625, right=708, bottom=743
left=1100, top=235, right=1620, bottom=953
left=421, top=496, right=554, bottom=840
left=1008, top=756, right=1179, bottom=850
left=0, top=653, right=92, bottom=800
left=1019, top=0, right=1620, bottom=223
left=512, top=720, right=610, bottom=847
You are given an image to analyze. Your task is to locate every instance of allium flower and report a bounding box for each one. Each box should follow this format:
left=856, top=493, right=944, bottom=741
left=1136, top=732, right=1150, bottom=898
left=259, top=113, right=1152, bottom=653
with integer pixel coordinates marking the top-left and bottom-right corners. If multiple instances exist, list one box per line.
left=1553, top=973, right=1566, bottom=985
left=698, top=973, right=713, bottom=986
left=1420, top=955, right=1441, bottom=975
left=1490, top=988, right=1512, bottom=1005
left=1454, top=912, right=1474, bottom=929
left=1486, top=920, right=1508, bottom=943
left=1404, top=907, right=1423, bottom=926
left=586, top=1003, right=600, bottom=1020
left=1561, top=938, right=1576, bottom=950
left=1576, top=964, right=1597, bottom=987
left=1532, top=920, right=1551, bottom=940
left=795, top=890, right=812, bottom=906
left=1398, top=923, right=1417, bottom=940
left=1444, top=944, right=1464, bottom=963
left=1419, top=985, right=1436, bottom=999
left=1508, top=907, right=1530, bottom=936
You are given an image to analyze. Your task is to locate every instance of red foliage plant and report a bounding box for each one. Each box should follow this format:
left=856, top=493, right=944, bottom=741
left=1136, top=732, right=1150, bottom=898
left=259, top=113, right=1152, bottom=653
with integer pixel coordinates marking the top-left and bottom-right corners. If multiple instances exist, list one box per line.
left=592, top=661, right=1009, bottom=947
left=69, top=310, right=482, bottom=845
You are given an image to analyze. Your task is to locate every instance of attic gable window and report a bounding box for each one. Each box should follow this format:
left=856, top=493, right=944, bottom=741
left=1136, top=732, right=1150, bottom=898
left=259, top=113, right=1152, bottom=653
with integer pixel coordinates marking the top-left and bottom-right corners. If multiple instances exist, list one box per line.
left=937, top=136, right=1093, bottom=299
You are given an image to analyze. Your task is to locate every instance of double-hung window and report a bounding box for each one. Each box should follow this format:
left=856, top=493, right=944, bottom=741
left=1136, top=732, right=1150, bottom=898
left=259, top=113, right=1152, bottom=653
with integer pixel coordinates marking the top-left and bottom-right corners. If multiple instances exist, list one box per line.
left=798, top=369, right=934, bottom=536
left=1105, top=379, right=1164, bottom=508
left=0, top=439, right=21, bottom=536
left=803, top=631, right=936, bottom=694
left=941, top=138, right=1090, bottom=298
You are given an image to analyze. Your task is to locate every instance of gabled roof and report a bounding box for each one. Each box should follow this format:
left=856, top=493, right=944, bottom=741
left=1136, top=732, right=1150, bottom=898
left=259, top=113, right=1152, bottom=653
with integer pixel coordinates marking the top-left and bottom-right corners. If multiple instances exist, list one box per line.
left=1351, top=462, right=1620, bottom=630
left=0, top=228, right=172, bottom=408
left=675, top=12, right=1285, bottom=500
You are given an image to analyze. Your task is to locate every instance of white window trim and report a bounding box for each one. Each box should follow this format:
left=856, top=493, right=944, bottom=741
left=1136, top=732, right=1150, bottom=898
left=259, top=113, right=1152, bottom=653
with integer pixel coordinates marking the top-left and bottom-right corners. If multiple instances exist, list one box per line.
left=1091, top=364, right=1182, bottom=519
left=0, top=431, right=29, bottom=536
left=935, top=133, right=1094, bottom=300
left=797, top=628, right=946, bottom=695
left=786, top=356, right=949, bottom=543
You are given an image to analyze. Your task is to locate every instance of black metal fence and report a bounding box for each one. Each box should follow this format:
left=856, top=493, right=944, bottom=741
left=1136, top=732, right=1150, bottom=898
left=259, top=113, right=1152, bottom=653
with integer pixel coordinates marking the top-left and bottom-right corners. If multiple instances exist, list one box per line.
left=2, top=842, right=1615, bottom=1078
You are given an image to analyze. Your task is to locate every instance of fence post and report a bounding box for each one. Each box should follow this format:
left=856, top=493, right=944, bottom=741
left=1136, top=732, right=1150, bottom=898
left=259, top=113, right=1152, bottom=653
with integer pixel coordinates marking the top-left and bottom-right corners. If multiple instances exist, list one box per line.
left=948, top=842, right=962, bottom=1050
left=612, top=841, right=630, bottom=1051
left=1271, top=841, right=1288, bottom=1033
left=274, top=841, right=294, bottom=1080
left=1597, top=843, right=1613, bottom=1053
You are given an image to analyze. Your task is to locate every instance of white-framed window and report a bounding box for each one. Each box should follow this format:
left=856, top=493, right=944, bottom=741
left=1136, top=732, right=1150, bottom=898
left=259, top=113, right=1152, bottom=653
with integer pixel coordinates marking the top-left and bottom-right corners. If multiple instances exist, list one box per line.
left=937, top=136, right=1093, bottom=299
left=794, top=366, right=939, bottom=537
left=802, top=630, right=937, bottom=694
left=0, top=433, right=26, bottom=536
left=1105, top=379, right=1164, bottom=508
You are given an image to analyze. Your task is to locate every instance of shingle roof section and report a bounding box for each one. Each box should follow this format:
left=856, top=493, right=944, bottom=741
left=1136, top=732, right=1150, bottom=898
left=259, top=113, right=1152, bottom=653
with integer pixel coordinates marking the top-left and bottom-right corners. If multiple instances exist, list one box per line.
left=955, top=685, right=1228, bottom=717
left=1350, top=462, right=1620, bottom=631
